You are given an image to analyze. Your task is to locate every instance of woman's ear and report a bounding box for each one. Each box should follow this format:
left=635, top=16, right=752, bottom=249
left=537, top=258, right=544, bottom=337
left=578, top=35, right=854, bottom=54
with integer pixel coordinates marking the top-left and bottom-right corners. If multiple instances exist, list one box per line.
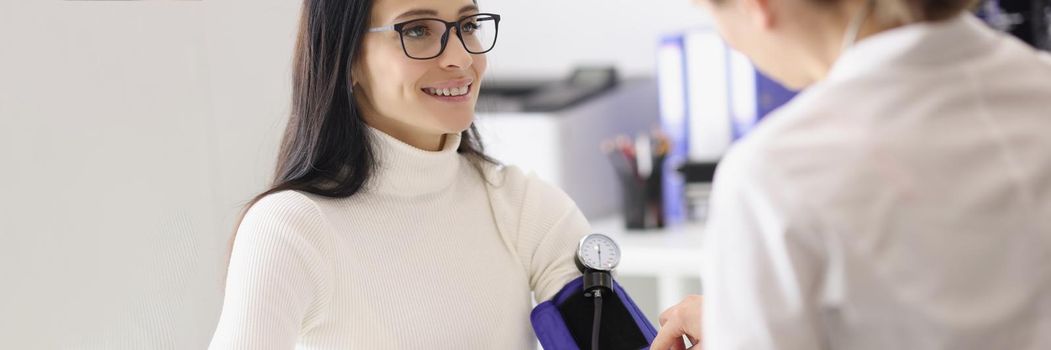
left=348, top=49, right=367, bottom=93
left=349, top=64, right=361, bottom=92
left=350, top=64, right=371, bottom=96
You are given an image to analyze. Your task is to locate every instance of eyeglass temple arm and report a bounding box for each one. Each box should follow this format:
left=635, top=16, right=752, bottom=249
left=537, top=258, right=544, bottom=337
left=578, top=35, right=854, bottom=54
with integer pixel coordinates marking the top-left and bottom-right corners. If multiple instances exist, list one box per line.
left=367, top=25, right=395, bottom=33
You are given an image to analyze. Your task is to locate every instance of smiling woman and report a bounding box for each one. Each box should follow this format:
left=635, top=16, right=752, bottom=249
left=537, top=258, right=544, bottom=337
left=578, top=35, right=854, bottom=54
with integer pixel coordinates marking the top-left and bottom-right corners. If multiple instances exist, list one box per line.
left=354, top=2, right=496, bottom=151
left=207, top=0, right=595, bottom=349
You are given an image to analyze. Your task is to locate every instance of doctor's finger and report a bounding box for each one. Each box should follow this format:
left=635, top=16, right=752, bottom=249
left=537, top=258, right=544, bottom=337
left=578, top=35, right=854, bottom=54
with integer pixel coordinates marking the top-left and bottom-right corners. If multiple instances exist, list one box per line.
left=651, top=321, right=688, bottom=350
left=658, top=303, right=682, bottom=326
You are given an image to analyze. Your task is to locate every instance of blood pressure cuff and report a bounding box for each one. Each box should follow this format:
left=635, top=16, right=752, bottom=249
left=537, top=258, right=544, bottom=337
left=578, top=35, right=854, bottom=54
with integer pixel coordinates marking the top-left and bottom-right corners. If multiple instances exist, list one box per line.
left=530, top=276, right=657, bottom=350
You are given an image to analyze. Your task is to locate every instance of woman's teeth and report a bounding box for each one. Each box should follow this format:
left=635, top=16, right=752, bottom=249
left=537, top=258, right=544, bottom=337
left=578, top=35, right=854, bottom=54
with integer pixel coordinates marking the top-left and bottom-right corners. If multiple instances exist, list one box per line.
left=425, top=85, right=470, bottom=97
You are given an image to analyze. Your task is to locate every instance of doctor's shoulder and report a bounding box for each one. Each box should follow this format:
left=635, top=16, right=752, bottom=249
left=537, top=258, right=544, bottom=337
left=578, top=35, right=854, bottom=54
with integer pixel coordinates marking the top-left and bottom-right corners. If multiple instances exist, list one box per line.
left=1035, top=48, right=1051, bottom=69
left=717, top=87, right=870, bottom=198
left=729, top=85, right=857, bottom=157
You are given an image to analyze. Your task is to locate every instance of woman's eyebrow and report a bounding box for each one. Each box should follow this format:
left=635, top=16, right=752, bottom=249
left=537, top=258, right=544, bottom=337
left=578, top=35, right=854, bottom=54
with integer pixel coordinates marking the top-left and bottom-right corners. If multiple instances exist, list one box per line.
left=458, top=4, right=480, bottom=14
left=393, top=5, right=479, bottom=21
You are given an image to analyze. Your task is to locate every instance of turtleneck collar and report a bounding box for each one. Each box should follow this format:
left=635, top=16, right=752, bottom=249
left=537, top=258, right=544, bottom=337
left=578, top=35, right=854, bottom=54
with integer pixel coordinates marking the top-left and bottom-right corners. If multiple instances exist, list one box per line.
left=366, top=126, right=463, bottom=196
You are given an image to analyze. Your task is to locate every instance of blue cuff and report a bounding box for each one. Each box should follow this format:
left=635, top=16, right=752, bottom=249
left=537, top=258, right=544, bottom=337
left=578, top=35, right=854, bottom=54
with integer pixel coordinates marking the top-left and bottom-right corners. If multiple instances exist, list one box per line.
left=530, top=276, right=657, bottom=349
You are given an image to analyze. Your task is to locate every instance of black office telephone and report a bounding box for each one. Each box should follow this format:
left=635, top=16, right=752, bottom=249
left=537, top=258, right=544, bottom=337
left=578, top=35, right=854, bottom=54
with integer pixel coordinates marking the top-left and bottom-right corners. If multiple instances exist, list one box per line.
left=522, top=66, right=619, bottom=112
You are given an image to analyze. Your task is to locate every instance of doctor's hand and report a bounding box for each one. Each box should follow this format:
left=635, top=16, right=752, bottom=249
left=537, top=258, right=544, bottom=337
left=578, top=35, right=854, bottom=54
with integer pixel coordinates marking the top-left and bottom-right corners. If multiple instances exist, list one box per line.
left=651, top=295, right=704, bottom=350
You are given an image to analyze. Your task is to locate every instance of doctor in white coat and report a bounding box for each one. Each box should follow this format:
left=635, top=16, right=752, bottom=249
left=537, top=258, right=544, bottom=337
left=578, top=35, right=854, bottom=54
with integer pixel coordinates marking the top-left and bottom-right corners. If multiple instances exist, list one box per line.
left=652, top=0, right=1051, bottom=349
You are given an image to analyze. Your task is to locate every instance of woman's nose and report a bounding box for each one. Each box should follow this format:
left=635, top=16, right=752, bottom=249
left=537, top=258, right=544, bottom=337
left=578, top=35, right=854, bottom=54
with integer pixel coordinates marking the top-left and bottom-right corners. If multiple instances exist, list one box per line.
left=438, top=33, right=474, bottom=70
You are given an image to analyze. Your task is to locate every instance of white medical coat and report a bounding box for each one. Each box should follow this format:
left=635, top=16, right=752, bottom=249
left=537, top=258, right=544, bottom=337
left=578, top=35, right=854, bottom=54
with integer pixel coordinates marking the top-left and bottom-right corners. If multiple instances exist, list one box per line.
left=703, top=14, right=1051, bottom=350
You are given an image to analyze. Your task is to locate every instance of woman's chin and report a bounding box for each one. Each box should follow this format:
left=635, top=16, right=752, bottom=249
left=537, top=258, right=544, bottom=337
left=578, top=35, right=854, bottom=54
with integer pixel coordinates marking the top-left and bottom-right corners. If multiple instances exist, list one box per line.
left=434, top=115, right=476, bottom=134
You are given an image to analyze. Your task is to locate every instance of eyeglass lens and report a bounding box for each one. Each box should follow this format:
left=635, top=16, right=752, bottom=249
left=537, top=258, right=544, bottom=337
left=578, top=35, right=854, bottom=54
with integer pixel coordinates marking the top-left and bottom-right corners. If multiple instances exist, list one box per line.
left=399, top=14, right=498, bottom=59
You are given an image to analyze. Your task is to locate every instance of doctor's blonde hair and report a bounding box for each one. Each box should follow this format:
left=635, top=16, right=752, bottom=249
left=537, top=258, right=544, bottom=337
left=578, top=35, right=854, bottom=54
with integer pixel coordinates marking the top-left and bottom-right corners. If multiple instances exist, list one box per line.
left=863, top=0, right=980, bottom=23
left=713, top=0, right=980, bottom=23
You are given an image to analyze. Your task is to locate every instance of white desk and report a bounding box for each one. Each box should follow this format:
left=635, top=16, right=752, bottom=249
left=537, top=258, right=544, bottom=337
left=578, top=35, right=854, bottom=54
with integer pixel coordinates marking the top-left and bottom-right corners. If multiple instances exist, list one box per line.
left=590, top=217, right=705, bottom=311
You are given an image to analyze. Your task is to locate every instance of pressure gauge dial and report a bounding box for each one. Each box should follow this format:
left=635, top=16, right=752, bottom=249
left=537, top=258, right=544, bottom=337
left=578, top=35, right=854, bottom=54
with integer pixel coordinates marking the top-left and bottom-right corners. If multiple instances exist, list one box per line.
left=576, top=233, right=621, bottom=272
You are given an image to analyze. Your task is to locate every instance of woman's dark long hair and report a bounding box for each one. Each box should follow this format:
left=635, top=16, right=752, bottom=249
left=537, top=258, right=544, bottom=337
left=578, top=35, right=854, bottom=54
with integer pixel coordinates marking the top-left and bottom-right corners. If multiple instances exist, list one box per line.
left=231, top=0, right=495, bottom=247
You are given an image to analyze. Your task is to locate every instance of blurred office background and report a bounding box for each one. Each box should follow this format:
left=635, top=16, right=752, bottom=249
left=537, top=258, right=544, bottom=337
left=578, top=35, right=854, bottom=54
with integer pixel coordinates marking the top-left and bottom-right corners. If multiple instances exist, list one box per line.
left=1, top=0, right=1047, bottom=348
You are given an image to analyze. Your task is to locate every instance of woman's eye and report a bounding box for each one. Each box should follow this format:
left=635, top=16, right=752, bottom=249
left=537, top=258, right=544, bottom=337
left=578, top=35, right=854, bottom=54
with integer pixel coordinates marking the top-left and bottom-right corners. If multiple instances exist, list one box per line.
left=403, top=25, right=431, bottom=38
left=461, top=22, right=481, bottom=34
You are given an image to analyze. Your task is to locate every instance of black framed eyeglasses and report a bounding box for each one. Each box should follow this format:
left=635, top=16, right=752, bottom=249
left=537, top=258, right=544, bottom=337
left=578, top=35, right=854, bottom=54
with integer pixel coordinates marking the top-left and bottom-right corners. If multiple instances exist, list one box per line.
left=368, top=13, right=501, bottom=60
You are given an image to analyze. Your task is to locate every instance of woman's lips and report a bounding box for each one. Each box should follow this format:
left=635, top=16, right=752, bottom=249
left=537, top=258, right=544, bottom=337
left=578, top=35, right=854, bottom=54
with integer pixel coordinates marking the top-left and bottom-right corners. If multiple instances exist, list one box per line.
left=422, top=78, right=473, bottom=90
left=422, top=83, right=472, bottom=102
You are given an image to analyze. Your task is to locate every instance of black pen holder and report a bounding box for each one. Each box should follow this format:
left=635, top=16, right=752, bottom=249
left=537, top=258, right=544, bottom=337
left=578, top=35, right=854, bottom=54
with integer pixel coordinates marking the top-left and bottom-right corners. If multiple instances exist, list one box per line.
left=617, top=164, right=664, bottom=230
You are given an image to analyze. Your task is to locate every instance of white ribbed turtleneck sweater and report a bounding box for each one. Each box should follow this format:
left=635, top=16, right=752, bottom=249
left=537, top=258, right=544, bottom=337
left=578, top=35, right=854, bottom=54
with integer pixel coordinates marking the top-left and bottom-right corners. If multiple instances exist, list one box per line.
left=208, top=128, right=590, bottom=349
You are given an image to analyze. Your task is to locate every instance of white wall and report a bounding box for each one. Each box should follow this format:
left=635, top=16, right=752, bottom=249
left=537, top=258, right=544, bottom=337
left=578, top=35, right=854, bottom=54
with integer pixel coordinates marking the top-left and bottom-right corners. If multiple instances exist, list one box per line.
left=482, top=0, right=711, bottom=79
left=0, top=0, right=711, bottom=348
left=0, top=1, right=298, bottom=348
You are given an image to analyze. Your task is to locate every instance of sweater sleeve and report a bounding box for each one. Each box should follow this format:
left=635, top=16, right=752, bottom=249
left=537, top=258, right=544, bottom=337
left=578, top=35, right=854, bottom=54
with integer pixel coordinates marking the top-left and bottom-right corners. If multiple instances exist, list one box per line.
left=516, top=172, right=592, bottom=302
left=209, top=191, right=333, bottom=350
